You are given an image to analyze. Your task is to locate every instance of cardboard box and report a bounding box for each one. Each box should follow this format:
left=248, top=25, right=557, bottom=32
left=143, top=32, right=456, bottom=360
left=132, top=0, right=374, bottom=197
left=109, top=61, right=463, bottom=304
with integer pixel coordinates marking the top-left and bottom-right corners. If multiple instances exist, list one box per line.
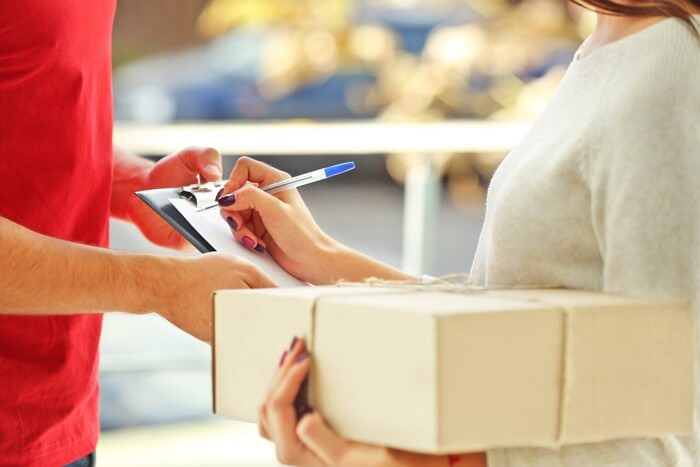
left=213, top=286, right=693, bottom=454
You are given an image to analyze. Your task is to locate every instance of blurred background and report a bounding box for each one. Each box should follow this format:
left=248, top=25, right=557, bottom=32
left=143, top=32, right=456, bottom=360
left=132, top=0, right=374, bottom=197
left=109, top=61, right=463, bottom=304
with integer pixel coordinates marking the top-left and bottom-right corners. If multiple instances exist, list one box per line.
left=102, top=0, right=594, bottom=465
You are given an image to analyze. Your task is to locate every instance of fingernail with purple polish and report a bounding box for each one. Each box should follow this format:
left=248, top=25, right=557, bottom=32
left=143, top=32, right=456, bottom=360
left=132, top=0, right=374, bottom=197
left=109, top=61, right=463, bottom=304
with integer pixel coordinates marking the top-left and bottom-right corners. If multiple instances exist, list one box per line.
left=254, top=244, right=266, bottom=254
left=278, top=351, right=287, bottom=367
left=215, top=188, right=224, bottom=201
left=225, top=217, right=238, bottom=231
left=241, top=236, right=256, bottom=250
left=296, top=351, right=309, bottom=363
left=217, top=193, right=236, bottom=206
left=289, top=336, right=298, bottom=350
left=298, top=406, right=314, bottom=418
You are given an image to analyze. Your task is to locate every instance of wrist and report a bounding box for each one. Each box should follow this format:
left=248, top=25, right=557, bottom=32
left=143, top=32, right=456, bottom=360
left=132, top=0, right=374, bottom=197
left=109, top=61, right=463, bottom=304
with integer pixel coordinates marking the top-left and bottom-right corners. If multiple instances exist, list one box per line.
left=117, top=252, right=181, bottom=315
left=124, top=168, right=151, bottom=223
left=111, top=150, right=153, bottom=221
left=317, top=240, right=415, bottom=285
left=313, top=234, right=355, bottom=284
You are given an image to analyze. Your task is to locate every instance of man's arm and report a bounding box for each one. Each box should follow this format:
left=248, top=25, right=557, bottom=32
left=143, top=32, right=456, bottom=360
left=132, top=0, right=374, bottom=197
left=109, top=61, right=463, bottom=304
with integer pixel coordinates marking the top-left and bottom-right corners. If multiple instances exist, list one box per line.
left=0, top=215, right=274, bottom=340
left=0, top=215, right=168, bottom=315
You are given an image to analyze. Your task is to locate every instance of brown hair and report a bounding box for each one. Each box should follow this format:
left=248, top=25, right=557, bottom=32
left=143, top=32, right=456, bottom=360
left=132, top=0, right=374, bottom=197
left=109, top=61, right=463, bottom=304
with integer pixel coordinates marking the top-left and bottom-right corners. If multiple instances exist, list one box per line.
left=570, top=0, right=700, bottom=33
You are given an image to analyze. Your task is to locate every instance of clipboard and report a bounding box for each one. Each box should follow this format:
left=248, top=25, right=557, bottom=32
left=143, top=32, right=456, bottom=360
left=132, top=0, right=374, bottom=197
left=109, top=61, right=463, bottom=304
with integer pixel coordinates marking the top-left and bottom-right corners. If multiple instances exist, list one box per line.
left=135, top=180, right=307, bottom=287
left=135, top=180, right=224, bottom=253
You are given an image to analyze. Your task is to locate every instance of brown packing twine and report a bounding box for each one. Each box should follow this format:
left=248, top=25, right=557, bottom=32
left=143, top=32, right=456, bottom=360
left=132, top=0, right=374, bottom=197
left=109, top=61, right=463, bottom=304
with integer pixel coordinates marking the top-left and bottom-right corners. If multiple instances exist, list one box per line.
left=335, top=273, right=574, bottom=446
left=336, top=272, right=484, bottom=293
left=336, top=272, right=559, bottom=293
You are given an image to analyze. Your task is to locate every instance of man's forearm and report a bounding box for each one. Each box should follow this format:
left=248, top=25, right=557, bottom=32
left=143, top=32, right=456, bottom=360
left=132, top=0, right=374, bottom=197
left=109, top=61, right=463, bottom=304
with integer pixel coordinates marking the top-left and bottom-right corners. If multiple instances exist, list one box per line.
left=111, top=145, right=154, bottom=221
left=0, top=216, right=171, bottom=315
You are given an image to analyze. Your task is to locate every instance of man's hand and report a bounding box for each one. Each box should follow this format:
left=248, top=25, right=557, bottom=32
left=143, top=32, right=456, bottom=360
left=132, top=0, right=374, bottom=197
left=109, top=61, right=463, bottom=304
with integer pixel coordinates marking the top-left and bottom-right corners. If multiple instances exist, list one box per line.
left=112, top=145, right=223, bottom=249
left=0, top=216, right=275, bottom=342
left=158, top=253, right=276, bottom=342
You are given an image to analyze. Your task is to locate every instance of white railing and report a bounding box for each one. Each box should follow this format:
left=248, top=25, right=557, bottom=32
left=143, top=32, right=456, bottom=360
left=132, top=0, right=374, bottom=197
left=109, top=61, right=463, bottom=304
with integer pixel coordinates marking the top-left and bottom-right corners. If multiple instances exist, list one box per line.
left=114, top=120, right=531, bottom=275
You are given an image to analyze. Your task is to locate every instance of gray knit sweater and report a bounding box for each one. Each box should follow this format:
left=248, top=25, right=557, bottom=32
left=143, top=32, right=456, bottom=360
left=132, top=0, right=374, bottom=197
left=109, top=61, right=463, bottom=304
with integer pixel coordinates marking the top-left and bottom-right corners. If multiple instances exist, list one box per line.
left=470, top=16, right=700, bottom=466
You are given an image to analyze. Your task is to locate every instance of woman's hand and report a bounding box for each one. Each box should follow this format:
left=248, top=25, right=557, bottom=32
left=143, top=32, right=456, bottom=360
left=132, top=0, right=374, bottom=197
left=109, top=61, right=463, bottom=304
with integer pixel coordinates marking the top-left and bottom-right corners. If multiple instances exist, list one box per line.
left=216, top=157, right=341, bottom=284
left=259, top=338, right=487, bottom=467
left=217, top=157, right=414, bottom=285
left=260, top=338, right=393, bottom=466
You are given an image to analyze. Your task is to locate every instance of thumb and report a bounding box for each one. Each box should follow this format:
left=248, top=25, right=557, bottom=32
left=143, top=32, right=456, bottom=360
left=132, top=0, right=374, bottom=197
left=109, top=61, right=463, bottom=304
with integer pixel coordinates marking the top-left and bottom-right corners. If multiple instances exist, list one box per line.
left=197, top=147, right=222, bottom=181
left=297, top=412, right=350, bottom=467
left=180, top=146, right=222, bottom=181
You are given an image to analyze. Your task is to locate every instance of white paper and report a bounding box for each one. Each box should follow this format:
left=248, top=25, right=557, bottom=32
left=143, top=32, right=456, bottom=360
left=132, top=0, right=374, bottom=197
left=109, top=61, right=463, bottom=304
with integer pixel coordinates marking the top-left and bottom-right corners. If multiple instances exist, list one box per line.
left=169, top=198, right=306, bottom=287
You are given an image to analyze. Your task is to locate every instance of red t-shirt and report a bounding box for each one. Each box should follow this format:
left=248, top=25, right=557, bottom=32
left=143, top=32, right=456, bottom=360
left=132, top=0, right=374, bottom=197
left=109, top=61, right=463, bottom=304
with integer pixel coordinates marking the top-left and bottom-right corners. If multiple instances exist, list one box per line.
left=0, top=1, right=115, bottom=465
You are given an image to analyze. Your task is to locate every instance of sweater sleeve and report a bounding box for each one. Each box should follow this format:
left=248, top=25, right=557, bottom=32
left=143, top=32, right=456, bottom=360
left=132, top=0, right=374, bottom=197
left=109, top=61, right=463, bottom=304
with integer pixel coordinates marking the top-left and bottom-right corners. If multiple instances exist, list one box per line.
left=486, top=69, right=699, bottom=466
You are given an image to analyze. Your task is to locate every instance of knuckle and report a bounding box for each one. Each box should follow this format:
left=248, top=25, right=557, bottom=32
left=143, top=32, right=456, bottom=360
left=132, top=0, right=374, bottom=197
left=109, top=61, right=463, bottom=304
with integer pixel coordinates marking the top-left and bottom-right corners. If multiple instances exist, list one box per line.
left=232, top=185, right=254, bottom=201
left=269, top=394, right=286, bottom=411
left=296, top=412, right=320, bottom=438
left=295, top=418, right=313, bottom=439
left=237, top=183, right=253, bottom=194
left=276, top=448, right=301, bottom=466
left=235, top=156, right=253, bottom=167
left=275, top=449, right=290, bottom=465
left=202, top=148, right=220, bottom=161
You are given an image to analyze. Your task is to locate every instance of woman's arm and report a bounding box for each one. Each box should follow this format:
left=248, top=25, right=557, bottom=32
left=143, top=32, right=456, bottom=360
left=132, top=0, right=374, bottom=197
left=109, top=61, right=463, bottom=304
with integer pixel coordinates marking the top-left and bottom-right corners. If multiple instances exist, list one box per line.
left=259, top=338, right=486, bottom=467
left=217, top=157, right=414, bottom=285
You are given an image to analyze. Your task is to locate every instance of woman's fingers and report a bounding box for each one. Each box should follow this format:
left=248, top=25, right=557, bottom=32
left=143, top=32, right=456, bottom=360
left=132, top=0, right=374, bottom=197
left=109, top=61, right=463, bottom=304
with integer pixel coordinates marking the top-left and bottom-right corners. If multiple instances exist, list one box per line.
left=263, top=339, right=308, bottom=419
left=264, top=339, right=298, bottom=405
left=219, top=184, right=299, bottom=248
left=270, top=339, right=311, bottom=406
left=219, top=183, right=283, bottom=213
left=263, top=339, right=317, bottom=466
left=258, top=403, right=270, bottom=440
left=226, top=156, right=290, bottom=192
left=220, top=211, right=268, bottom=253
left=297, top=412, right=350, bottom=467
left=234, top=224, right=267, bottom=253
left=221, top=211, right=245, bottom=235
left=250, top=211, right=268, bottom=238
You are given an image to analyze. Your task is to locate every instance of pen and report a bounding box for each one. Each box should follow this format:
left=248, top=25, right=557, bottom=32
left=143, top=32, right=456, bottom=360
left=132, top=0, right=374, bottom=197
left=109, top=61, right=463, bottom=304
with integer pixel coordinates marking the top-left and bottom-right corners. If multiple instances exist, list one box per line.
left=196, top=161, right=356, bottom=211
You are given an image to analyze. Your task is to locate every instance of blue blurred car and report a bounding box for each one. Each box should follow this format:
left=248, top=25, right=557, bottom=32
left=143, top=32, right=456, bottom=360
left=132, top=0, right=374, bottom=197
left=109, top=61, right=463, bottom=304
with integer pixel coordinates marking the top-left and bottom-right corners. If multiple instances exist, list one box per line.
left=113, top=3, right=484, bottom=123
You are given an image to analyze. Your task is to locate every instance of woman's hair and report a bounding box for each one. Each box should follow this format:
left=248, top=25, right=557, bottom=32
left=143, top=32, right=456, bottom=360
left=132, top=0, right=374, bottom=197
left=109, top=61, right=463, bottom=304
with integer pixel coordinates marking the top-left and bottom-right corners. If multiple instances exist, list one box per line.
left=570, top=1, right=700, bottom=33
